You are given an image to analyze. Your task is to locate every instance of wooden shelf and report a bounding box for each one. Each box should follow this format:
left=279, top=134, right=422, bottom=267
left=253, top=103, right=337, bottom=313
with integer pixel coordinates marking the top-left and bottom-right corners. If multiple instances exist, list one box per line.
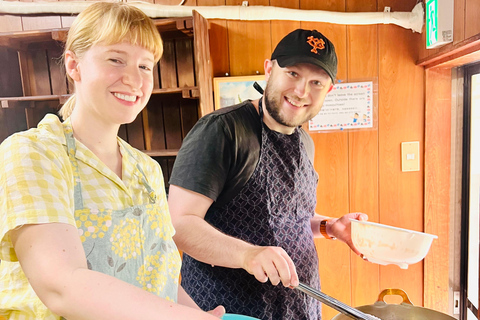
left=152, top=86, right=199, bottom=98
left=0, top=87, right=199, bottom=108
left=0, top=28, right=68, bottom=49
left=1, top=94, right=70, bottom=108
left=0, top=17, right=193, bottom=50
left=143, top=149, right=179, bottom=157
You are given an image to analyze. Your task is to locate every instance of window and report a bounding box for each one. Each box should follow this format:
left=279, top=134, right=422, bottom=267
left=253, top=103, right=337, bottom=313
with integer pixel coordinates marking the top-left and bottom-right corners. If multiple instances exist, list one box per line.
left=460, top=62, right=480, bottom=320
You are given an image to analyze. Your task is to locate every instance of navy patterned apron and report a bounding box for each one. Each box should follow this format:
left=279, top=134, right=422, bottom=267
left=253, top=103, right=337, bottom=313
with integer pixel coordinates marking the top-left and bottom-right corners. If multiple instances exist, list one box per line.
left=181, top=99, right=321, bottom=319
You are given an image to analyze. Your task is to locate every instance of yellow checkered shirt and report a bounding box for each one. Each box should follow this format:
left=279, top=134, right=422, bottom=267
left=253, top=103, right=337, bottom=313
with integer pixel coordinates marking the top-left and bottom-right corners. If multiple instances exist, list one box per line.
left=0, top=114, right=169, bottom=319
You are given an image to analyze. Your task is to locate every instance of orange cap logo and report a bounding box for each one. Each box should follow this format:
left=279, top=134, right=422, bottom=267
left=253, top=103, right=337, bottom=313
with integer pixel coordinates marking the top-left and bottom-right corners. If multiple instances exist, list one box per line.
left=306, top=36, right=325, bottom=54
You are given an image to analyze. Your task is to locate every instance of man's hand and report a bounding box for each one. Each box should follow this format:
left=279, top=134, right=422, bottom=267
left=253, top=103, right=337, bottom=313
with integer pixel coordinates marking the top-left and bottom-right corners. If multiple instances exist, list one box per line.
left=242, top=246, right=299, bottom=287
left=328, top=212, right=368, bottom=255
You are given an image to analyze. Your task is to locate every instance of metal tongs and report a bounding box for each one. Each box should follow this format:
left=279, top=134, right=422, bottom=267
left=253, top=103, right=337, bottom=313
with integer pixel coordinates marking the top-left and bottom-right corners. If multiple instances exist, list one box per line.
left=295, top=282, right=380, bottom=320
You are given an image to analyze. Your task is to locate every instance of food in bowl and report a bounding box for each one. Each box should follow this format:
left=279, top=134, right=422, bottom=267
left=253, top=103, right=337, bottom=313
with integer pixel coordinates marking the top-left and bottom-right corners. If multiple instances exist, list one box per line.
left=350, top=219, right=438, bottom=269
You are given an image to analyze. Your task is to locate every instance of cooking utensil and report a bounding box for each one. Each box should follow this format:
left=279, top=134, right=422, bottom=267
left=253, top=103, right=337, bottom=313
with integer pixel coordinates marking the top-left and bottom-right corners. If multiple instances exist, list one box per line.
left=350, top=219, right=437, bottom=269
left=295, top=282, right=379, bottom=320
left=331, top=288, right=456, bottom=320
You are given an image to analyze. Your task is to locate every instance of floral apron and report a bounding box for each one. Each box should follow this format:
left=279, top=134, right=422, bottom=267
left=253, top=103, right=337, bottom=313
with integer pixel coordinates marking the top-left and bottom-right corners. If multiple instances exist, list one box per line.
left=63, top=122, right=181, bottom=303
left=181, top=100, right=322, bottom=319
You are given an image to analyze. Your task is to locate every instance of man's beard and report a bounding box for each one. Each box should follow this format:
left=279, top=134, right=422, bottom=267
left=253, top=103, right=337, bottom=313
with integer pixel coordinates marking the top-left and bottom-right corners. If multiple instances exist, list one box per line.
left=264, top=84, right=310, bottom=128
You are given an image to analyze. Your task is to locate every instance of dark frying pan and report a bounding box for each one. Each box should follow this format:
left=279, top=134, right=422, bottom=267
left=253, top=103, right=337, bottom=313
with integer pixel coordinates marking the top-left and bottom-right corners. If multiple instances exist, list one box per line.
left=330, top=288, right=456, bottom=320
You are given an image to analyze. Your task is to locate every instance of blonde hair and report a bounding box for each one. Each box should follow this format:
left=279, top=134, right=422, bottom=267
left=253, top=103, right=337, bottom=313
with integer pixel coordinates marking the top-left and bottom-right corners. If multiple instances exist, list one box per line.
left=59, top=2, right=163, bottom=120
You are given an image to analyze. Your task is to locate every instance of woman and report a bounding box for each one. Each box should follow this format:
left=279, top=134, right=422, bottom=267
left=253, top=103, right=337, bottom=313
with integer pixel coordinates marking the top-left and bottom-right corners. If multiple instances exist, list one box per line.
left=0, top=2, right=224, bottom=319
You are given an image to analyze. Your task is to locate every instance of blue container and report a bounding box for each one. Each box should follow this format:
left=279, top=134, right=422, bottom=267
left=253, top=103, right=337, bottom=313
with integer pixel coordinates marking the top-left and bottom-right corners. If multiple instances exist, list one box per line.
left=222, top=314, right=261, bottom=320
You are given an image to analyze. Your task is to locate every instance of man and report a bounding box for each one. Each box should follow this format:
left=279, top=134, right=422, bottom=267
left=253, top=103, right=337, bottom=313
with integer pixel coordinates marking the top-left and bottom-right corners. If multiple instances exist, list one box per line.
left=168, top=29, right=368, bottom=320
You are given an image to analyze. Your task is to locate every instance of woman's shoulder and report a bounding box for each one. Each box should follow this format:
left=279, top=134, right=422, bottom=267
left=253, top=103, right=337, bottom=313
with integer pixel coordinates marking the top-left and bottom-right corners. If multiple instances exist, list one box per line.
left=0, top=114, right=67, bottom=158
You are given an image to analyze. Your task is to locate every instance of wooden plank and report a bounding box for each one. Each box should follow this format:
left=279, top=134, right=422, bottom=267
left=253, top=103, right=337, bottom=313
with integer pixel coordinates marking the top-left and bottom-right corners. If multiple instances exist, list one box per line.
left=0, top=107, right=10, bottom=143
left=192, top=11, right=214, bottom=116
left=347, top=22, right=380, bottom=308
left=226, top=0, right=268, bottom=4
left=378, top=20, right=425, bottom=307
left=227, top=20, right=271, bottom=76
left=270, top=0, right=299, bottom=8
left=453, top=0, right=465, bottom=45
left=118, top=124, right=128, bottom=141
left=61, top=15, right=77, bottom=29
left=270, top=20, right=300, bottom=51
left=208, top=20, right=229, bottom=77
left=18, top=50, right=33, bottom=96
left=301, top=20, right=350, bottom=320
left=146, top=95, right=167, bottom=151
left=167, top=158, right=176, bottom=187
left=152, top=157, right=170, bottom=190
left=0, top=15, right=22, bottom=33
left=311, top=129, right=350, bottom=320
left=424, top=67, right=451, bottom=313
left=22, top=16, right=62, bottom=31
left=142, top=108, right=152, bottom=151
left=300, top=0, right=345, bottom=11
left=152, top=87, right=198, bottom=95
left=159, top=39, right=177, bottom=88
left=126, top=112, right=145, bottom=150
left=197, top=0, right=224, bottom=4
left=0, top=47, right=23, bottom=97
left=179, top=97, right=199, bottom=138
left=153, top=0, right=190, bottom=4
left=346, top=4, right=379, bottom=312
left=30, top=48, right=52, bottom=95
left=47, top=42, right=67, bottom=95
left=417, top=34, right=480, bottom=69
left=144, top=149, right=179, bottom=157
left=175, top=37, right=195, bottom=87
left=465, top=0, right=480, bottom=39
left=153, top=62, right=161, bottom=90
left=0, top=95, right=70, bottom=103
left=0, top=28, right=70, bottom=50
left=162, top=99, right=183, bottom=149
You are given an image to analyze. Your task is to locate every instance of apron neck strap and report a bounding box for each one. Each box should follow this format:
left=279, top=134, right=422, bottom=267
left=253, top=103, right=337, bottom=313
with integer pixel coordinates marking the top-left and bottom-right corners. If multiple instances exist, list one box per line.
left=258, top=97, right=264, bottom=120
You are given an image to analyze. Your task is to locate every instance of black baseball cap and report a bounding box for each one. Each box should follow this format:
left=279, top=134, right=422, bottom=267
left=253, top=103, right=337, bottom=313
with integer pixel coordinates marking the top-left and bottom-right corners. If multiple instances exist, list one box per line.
left=271, top=29, right=337, bottom=83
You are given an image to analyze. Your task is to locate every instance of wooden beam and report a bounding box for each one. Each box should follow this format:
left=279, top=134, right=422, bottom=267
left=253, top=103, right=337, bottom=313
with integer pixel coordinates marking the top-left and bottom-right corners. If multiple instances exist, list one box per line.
left=192, top=10, right=214, bottom=116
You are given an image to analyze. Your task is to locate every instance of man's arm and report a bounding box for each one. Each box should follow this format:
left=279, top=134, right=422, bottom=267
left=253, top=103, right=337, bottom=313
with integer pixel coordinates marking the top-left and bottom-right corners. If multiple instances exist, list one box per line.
left=169, top=185, right=299, bottom=287
left=310, top=212, right=368, bottom=255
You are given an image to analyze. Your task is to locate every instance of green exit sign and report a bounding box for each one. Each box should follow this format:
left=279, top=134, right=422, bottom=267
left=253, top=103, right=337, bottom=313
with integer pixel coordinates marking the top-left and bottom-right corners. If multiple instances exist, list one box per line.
left=426, top=0, right=453, bottom=49
left=426, top=0, right=438, bottom=48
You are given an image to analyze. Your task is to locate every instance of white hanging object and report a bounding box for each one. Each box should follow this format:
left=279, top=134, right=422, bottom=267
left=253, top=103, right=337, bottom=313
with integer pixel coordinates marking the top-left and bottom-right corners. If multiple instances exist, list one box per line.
left=0, top=0, right=424, bottom=33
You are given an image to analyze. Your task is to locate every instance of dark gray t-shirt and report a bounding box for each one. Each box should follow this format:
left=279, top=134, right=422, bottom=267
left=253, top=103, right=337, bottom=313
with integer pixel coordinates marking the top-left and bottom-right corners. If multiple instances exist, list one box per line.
left=169, top=100, right=315, bottom=210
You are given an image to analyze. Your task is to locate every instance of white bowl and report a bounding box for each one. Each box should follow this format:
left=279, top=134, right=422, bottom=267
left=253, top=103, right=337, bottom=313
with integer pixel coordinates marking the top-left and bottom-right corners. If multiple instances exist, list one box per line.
left=350, top=219, right=438, bottom=269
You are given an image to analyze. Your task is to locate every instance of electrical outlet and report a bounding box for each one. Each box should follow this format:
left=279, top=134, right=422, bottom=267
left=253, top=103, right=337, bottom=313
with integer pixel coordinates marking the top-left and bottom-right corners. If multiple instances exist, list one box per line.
left=453, top=291, right=460, bottom=315
left=401, top=141, right=420, bottom=172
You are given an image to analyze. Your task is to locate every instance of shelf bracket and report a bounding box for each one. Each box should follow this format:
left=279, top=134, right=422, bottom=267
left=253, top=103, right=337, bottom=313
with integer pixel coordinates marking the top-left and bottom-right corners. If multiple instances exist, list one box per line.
left=1, top=100, right=34, bottom=109
left=181, top=88, right=200, bottom=99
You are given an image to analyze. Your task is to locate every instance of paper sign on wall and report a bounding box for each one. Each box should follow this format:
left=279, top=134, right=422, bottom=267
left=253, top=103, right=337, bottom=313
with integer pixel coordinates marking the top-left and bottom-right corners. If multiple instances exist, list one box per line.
left=309, top=81, right=373, bottom=131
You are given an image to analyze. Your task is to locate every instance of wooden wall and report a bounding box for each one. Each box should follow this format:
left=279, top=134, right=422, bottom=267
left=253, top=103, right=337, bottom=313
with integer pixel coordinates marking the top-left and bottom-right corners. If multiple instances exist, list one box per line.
left=0, top=0, right=457, bottom=318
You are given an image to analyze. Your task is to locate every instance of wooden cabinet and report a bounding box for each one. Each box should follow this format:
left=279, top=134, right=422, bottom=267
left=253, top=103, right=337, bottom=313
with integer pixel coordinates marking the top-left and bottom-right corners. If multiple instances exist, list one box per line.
left=0, top=11, right=213, bottom=188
